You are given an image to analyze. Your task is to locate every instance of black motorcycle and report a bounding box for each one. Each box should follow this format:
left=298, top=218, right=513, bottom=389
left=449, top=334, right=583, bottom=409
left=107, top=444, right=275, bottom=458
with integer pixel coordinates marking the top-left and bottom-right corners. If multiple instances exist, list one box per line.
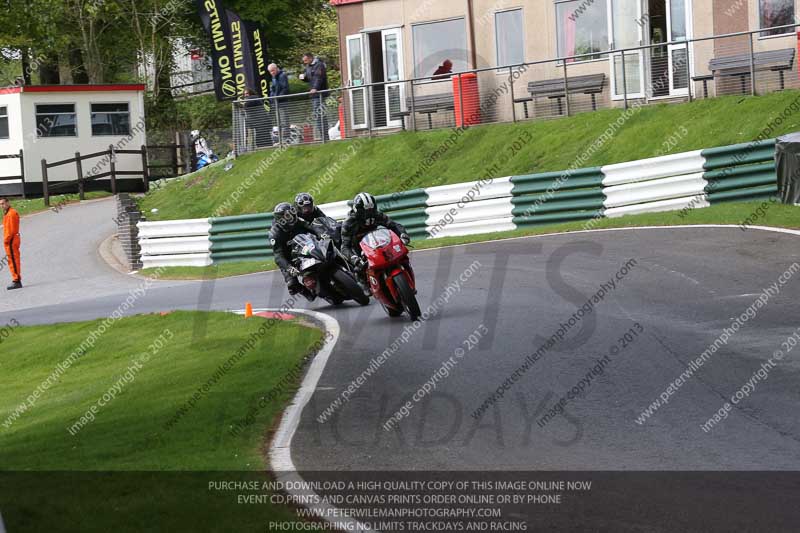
left=290, top=222, right=369, bottom=307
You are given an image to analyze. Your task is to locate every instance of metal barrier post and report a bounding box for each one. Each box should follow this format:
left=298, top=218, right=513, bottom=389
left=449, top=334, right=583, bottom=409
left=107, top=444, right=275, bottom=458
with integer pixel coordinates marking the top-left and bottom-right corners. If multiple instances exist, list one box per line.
left=621, top=53, right=629, bottom=110
left=509, top=66, right=517, bottom=123
left=410, top=81, right=417, bottom=131
left=276, top=97, right=284, bottom=148
left=367, top=86, right=373, bottom=138
left=459, top=73, right=465, bottom=127
left=563, top=62, right=571, bottom=116
left=321, top=93, right=327, bottom=144
left=75, top=152, right=85, bottom=200
left=748, top=33, right=757, bottom=95
left=685, top=45, right=693, bottom=102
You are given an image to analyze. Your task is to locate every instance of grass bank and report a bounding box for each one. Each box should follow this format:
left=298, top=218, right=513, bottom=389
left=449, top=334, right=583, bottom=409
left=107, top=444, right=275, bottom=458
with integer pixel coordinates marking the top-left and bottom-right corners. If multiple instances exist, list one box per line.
left=139, top=91, right=800, bottom=221
left=0, top=311, right=323, bottom=531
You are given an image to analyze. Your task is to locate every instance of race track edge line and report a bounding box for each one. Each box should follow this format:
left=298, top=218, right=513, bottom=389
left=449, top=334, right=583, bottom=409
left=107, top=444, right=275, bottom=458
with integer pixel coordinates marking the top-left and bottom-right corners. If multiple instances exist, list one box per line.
left=240, top=308, right=375, bottom=533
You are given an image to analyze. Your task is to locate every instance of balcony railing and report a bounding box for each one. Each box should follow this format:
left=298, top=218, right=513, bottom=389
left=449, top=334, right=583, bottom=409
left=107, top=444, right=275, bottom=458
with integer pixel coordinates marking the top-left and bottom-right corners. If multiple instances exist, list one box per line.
left=232, top=23, right=800, bottom=155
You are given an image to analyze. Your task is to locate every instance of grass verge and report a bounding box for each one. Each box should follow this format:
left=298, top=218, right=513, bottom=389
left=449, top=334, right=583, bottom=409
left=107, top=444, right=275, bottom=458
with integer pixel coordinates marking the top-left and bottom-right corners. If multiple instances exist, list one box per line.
left=15, top=191, right=111, bottom=217
left=0, top=311, right=323, bottom=532
left=137, top=201, right=799, bottom=280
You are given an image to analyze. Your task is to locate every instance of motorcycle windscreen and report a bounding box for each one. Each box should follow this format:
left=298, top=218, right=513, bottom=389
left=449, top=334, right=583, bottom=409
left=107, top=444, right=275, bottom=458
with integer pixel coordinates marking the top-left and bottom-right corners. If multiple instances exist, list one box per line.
left=291, top=234, right=317, bottom=256
left=360, top=228, right=393, bottom=249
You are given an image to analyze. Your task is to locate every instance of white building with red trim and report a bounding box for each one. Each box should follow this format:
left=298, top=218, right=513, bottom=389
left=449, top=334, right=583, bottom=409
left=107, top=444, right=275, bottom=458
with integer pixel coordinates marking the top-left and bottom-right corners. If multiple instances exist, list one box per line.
left=0, top=84, right=147, bottom=196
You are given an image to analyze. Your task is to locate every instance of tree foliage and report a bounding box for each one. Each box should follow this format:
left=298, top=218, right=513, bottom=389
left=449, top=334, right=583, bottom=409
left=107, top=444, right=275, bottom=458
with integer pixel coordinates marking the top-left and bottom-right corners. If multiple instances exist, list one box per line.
left=0, top=0, right=337, bottom=133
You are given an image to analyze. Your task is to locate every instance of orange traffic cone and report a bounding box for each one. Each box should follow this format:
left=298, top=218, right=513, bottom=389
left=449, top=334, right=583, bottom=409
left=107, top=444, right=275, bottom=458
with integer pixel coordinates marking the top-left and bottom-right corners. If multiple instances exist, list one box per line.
left=244, top=302, right=253, bottom=318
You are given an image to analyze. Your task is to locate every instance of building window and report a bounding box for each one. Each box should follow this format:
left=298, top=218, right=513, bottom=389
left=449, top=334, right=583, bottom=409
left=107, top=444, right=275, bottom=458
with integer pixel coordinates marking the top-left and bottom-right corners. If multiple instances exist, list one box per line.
left=760, top=0, right=795, bottom=36
left=0, top=107, right=8, bottom=139
left=91, top=103, right=131, bottom=136
left=412, top=18, right=468, bottom=78
left=556, top=0, right=609, bottom=62
left=495, top=9, right=525, bottom=68
left=35, top=104, right=76, bottom=137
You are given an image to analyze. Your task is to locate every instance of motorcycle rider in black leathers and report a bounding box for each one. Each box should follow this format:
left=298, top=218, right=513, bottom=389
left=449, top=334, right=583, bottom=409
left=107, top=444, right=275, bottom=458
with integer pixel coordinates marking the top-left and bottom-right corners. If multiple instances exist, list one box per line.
left=341, top=193, right=411, bottom=285
left=294, top=192, right=327, bottom=223
left=295, top=192, right=342, bottom=246
left=270, top=202, right=326, bottom=297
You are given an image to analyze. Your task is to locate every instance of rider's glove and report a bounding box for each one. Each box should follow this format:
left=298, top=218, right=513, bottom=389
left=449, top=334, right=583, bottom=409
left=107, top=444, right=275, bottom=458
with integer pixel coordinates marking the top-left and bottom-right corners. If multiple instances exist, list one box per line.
left=287, top=266, right=300, bottom=277
left=287, top=278, right=302, bottom=295
left=350, top=255, right=362, bottom=267
left=400, top=233, right=411, bottom=245
left=320, top=233, right=330, bottom=240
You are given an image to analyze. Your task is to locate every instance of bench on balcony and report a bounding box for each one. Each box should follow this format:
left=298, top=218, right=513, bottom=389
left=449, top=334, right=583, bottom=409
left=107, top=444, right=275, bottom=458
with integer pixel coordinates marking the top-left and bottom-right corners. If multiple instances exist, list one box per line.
left=513, top=74, right=606, bottom=118
left=391, top=93, right=454, bottom=130
left=693, top=48, right=795, bottom=97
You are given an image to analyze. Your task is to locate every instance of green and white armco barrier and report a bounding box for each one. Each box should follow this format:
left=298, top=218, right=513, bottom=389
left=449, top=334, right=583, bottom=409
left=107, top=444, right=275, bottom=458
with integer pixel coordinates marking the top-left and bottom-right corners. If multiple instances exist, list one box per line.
left=137, top=139, right=782, bottom=269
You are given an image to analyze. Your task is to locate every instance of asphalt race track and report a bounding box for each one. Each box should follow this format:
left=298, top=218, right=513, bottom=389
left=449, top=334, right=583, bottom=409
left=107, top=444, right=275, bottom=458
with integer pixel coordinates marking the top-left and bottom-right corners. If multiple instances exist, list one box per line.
left=4, top=201, right=800, bottom=531
left=5, top=225, right=800, bottom=467
left=290, top=226, right=800, bottom=470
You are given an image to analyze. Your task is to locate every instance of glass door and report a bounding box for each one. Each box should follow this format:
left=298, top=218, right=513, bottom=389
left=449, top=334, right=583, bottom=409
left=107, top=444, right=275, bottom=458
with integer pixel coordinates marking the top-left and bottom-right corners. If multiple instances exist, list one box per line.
left=666, top=0, right=689, bottom=95
left=346, top=34, right=368, bottom=130
left=382, top=28, right=405, bottom=128
left=609, top=0, right=645, bottom=100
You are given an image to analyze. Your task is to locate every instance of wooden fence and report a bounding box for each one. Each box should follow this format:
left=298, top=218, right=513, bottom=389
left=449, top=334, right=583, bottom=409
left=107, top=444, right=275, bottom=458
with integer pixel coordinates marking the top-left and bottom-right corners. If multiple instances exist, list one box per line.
left=40, top=142, right=196, bottom=206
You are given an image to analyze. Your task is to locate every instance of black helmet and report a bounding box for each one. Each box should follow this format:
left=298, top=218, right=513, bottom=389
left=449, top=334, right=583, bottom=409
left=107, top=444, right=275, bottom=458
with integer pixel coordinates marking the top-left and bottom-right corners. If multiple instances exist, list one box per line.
left=352, top=192, right=377, bottom=219
left=295, top=192, right=315, bottom=218
left=273, top=202, right=297, bottom=228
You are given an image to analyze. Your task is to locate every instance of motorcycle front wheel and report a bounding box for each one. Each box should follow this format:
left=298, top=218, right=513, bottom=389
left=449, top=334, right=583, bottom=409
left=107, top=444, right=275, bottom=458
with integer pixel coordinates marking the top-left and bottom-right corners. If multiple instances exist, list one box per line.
left=332, top=270, right=370, bottom=306
left=393, top=273, right=421, bottom=321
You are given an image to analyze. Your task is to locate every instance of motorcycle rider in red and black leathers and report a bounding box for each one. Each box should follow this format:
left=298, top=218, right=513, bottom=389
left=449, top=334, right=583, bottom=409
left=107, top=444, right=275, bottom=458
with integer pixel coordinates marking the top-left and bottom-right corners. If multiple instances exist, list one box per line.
left=341, top=193, right=410, bottom=288
left=270, top=202, right=326, bottom=297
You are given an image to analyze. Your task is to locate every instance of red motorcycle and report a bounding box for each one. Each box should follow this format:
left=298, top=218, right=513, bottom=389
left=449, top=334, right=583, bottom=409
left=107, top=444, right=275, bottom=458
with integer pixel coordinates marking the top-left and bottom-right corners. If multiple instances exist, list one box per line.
left=359, top=227, right=421, bottom=320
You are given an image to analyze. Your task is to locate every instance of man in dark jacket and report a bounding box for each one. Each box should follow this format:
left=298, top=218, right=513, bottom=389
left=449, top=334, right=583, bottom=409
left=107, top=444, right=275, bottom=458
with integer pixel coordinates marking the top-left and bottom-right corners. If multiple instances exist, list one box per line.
left=270, top=202, right=326, bottom=297
left=341, top=193, right=410, bottom=269
left=268, top=63, right=290, bottom=143
left=301, top=53, right=330, bottom=141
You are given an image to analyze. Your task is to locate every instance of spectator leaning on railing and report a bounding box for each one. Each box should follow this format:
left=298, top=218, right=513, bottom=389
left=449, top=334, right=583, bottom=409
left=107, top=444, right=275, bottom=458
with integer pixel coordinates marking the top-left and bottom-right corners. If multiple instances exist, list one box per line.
left=301, top=52, right=329, bottom=142
left=269, top=63, right=290, bottom=143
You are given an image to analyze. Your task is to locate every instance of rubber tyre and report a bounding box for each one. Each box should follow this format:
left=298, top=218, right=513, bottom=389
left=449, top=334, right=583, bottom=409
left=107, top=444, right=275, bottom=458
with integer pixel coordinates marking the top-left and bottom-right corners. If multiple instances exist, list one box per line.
left=332, top=269, right=370, bottom=306
left=393, top=273, right=421, bottom=320
left=382, top=302, right=404, bottom=317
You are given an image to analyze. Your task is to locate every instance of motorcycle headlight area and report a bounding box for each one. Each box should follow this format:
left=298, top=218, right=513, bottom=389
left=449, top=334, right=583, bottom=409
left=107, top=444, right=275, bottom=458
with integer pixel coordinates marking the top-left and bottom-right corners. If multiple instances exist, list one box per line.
left=300, top=258, right=319, bottom=271
left=361, top=228, right=393, bottom=249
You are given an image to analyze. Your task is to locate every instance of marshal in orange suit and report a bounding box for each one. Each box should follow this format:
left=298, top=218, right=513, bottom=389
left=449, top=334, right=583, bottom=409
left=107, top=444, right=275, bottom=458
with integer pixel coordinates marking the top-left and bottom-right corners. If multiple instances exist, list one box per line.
left=0, top=198, right=22, bottom=290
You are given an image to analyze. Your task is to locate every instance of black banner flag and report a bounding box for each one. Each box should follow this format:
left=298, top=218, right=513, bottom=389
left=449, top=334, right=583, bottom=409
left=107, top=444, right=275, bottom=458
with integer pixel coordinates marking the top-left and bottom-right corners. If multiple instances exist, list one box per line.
left=246, top=21, right=271, bottom=111
left=225, top=9, right=254, bottom=99
left=195, top=0, right=237, bottom=100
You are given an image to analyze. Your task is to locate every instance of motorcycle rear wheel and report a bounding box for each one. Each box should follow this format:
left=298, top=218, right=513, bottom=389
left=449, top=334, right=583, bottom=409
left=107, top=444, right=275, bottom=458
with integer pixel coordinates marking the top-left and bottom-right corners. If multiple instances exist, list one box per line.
left=393, top=273, right=421, bottom=321
left=332, top=270, right=370, bottom=306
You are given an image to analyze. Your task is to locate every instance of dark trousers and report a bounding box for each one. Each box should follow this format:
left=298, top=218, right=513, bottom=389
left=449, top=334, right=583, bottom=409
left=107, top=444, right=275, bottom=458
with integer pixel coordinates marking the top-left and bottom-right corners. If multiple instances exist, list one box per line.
left=273, top=102, right=290, bottom=144
left=311, top=95, right=329, bottom=141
